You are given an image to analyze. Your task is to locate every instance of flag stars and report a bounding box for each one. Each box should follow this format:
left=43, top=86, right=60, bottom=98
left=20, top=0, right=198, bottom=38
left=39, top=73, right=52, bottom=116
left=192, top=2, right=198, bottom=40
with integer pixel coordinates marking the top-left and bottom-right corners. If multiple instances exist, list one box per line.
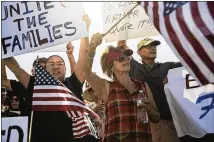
left=173, top=3, right=177, bottom=8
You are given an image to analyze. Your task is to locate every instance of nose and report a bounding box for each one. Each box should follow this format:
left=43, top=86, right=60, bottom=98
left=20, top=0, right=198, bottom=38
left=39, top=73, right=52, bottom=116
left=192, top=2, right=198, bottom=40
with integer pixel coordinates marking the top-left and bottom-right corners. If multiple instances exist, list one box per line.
left=52, top=66, right=60, bottom=72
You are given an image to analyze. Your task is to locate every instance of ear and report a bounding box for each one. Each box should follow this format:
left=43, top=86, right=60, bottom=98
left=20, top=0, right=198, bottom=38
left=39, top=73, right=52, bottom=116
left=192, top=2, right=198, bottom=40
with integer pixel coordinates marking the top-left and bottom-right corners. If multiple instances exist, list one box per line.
left=111, top=66, right=114, bottom=72
left=137, top=50, right=141, bottom=56
left=31, top=69, right=35, bottom=75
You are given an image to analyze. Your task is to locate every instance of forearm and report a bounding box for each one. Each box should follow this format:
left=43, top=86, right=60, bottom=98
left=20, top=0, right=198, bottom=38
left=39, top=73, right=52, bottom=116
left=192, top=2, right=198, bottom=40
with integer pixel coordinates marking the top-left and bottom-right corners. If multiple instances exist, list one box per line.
left=147, top=106, right=160, bottom=123
left=2, top=79, right=12, bottom=91
left=3, top=57, right=30, bottom=88
left=80, top=38, right=96, bottom=76
left=1, top=61, right=7, bottom=80
left=67, top=54, right=76, bottom=73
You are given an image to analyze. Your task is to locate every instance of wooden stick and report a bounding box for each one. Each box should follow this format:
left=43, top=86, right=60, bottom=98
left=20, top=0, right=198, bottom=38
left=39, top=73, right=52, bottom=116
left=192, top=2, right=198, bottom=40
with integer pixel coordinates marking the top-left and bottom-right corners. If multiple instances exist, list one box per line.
left=102, top=3, right=139, bottom=38
left=28, top=111, right=34, bottom=142
left=28, top=56, right=39, bottom=142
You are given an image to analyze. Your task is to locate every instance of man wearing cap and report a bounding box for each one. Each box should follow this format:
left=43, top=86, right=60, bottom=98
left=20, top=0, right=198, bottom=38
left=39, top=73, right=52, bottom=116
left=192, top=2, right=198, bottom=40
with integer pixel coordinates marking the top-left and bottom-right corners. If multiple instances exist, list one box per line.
left=2, top=15, right=100, bottom=142
left=118, top=38, right=182, bottom=142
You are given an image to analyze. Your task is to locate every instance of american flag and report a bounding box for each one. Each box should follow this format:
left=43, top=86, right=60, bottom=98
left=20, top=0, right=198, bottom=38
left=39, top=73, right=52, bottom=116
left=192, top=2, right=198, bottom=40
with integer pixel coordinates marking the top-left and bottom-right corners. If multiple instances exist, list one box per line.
left=140, top=1, right=214, bottom=85
left=32, top=62, right=100, bottom=138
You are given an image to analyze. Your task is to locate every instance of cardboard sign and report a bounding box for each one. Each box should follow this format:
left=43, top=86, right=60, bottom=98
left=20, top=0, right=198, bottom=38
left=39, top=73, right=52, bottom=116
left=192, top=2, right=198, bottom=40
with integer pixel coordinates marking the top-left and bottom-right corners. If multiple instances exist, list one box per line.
left=102, top=2, right=159, bottom=42
left=2, top=117, right=28, bottom=142
left=165, top=67, right=214, bottom=138
left=2, top=2, right=88, bottom=59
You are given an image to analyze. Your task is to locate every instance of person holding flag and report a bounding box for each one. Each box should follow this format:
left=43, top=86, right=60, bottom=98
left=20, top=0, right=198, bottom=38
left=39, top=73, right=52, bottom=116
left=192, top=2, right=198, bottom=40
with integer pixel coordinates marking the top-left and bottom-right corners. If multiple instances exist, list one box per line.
left=3, top=14, right=100, bottom=142
left=80, top=32, right=160, bottom=142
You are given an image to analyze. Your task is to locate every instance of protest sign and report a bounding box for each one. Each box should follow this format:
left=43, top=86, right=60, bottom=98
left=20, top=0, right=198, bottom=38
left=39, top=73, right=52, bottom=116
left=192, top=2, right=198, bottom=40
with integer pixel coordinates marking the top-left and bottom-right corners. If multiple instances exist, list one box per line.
left=2, top=117, right=28, bottom=142
left=165, top=67, right=214, bottom=138
left=2, top=2, right=88, bottom=59
left=102, top=2, right=159, bottom=42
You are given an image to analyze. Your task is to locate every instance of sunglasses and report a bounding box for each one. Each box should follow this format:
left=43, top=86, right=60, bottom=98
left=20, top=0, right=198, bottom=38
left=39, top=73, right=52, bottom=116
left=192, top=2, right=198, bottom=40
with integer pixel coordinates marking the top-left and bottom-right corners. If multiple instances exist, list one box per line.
left=115, top=54, right=129, bottom=62
left=10, top=98, right=19, bottom=102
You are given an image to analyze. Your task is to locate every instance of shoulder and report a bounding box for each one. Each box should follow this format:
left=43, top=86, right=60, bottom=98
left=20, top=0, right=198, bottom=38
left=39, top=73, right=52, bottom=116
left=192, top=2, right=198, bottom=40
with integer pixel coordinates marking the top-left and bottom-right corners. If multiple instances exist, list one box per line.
left=65, top=73, right=83, bottom=86
left=131, top=58, right=142, bottom=67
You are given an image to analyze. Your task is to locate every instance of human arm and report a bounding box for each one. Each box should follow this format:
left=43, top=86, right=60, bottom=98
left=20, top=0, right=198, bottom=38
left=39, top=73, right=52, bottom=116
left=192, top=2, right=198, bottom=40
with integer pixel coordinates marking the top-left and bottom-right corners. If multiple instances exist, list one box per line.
left=138, top=83, right=160, bottom=123
left=80, top=33, right=110, bottom=103
left=66, top=42, right=76, bottom=74
left=1, top=60, right=11, bottom=91
left=3, top=57, right=30, bottom=89
left=74, top=14, right=91, bottom=83
left=168, top=62, right=182, bottom=69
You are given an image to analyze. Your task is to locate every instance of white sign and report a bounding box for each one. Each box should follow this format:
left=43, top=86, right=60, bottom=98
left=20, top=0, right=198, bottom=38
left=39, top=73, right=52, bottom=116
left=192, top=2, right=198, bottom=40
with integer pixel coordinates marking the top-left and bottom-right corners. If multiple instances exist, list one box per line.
left=2, top=117, right=28, bottom=142
left=164, top=67, right=214, bottom=138
left=102, top=2, right=159, bottom=42
left=2, top=2, right=88, bottom=59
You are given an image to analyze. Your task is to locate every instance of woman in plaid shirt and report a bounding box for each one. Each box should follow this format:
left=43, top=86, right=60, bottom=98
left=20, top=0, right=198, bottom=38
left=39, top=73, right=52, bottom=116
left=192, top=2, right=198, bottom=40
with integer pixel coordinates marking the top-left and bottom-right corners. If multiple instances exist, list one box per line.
left=81, top=33, right=160, bottom=142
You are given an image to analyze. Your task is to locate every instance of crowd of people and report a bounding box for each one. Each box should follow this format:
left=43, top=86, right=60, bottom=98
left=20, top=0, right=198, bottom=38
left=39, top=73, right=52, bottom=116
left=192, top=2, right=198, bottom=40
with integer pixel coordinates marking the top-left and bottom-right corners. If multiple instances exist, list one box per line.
left=1, top=15, right=213, bottom=142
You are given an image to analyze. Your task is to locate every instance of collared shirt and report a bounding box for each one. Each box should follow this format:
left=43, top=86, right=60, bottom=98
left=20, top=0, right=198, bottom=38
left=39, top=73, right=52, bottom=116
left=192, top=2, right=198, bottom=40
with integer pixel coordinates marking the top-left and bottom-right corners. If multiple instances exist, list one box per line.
left=104, top=79, right=152, bottom=142
left=129, top=59, right=182, bottom=120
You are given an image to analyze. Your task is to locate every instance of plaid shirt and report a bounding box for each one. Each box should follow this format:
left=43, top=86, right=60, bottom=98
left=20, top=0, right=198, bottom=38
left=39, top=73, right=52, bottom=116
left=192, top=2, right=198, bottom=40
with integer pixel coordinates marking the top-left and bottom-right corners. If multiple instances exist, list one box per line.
left=103, top=79, right=152, bottom=142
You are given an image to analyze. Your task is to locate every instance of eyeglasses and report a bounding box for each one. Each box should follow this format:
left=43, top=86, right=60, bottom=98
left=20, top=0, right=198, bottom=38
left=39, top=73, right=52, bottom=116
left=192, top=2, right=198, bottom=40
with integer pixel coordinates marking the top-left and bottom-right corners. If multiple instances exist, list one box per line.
left=115, top=55, right=129, bottom=62
left=46, top=62, right=65, bottom=68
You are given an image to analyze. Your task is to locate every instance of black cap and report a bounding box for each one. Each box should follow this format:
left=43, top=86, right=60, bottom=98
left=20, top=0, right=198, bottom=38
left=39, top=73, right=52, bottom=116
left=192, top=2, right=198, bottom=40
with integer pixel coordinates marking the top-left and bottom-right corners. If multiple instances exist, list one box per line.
left=33, top=57, right=48, bottom=67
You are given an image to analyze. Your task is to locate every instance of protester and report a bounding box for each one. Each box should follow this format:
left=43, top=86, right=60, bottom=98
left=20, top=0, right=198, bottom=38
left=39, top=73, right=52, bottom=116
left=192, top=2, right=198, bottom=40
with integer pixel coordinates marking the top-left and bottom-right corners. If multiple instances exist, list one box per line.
left=3, top=15, right=99, bottom=142
left=1, top=87, right=10, bottom=117
left=117, top=39, right=182, bottom=142
left=80, top=33, right=160, bottom=142
left=7, top=93, right=21, bottom=117
left=10, top=95, right=20, bottom=111
left=1, top=87, right=20, bottom=117
left=83, top=84, right=105, bottom=139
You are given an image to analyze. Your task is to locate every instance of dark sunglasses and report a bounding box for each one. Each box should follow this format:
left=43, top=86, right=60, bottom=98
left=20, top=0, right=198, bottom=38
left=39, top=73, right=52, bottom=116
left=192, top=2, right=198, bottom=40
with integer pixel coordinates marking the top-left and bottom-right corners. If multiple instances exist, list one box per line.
left=115, top=55, right=129, bottom=62
left=10, top=98, right=19, bottom=102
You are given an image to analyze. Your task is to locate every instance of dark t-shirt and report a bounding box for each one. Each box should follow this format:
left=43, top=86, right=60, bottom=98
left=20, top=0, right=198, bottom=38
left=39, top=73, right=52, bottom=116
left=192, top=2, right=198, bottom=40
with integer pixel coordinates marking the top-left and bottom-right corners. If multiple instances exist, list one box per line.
left=129, top=59, right=182, bottom=120
left=29, top=73, right=85, bottom=142
left=10, top=73, right=89, bottom=142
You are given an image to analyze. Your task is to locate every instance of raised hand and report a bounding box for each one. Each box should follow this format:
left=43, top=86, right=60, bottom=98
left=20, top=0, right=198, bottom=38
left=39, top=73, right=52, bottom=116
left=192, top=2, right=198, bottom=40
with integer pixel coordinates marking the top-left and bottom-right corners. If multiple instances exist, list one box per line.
left=82, top=13, right=91, bottom=31
left=66, top=41, right=74, bottom=55
left=89, top=33, right=103, bottom=49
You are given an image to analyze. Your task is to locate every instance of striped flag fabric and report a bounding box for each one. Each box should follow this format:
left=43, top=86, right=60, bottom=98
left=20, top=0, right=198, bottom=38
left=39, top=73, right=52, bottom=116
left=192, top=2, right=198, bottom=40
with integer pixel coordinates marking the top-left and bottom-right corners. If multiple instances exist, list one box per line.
left=140, top=1, right=214, bottom=85
left=32, top=62, right=100, bottom=138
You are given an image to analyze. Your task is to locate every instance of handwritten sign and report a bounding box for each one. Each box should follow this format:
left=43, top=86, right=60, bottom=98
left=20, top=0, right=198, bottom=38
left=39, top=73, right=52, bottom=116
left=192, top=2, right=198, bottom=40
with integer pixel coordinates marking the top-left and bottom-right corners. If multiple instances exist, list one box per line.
left=165, top=67, right=214, bottom=138
left=1, top=2, right=88, bottom=59
left=1, top=117, right=28, bottom=142
left=102, top=2, right=159, bottom=42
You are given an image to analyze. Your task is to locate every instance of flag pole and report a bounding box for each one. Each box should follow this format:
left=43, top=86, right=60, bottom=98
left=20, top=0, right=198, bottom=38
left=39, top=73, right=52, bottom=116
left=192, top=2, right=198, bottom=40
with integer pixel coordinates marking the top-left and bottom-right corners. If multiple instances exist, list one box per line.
left=28, top=111, right=34, bottom=142
left=28, top=55, right=39, bottom=142
left=102, top=3, right=139, bottom=38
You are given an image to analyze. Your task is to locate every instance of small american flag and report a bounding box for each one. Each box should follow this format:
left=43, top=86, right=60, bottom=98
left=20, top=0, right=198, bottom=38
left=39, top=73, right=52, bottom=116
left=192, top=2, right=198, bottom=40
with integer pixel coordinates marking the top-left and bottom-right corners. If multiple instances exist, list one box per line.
left=32, top=62, right=100, bottom=138
left=140, top=1, right=214, bottom=85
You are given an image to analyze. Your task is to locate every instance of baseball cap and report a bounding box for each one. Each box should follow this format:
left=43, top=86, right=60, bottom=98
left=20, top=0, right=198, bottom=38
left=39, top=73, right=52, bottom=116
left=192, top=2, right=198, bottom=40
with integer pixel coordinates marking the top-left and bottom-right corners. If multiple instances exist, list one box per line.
left=106, top=46, right=133, bottom=65
left=137, top=38, right=161, bottom=50
left=32, top=57, right=48, bottom=67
